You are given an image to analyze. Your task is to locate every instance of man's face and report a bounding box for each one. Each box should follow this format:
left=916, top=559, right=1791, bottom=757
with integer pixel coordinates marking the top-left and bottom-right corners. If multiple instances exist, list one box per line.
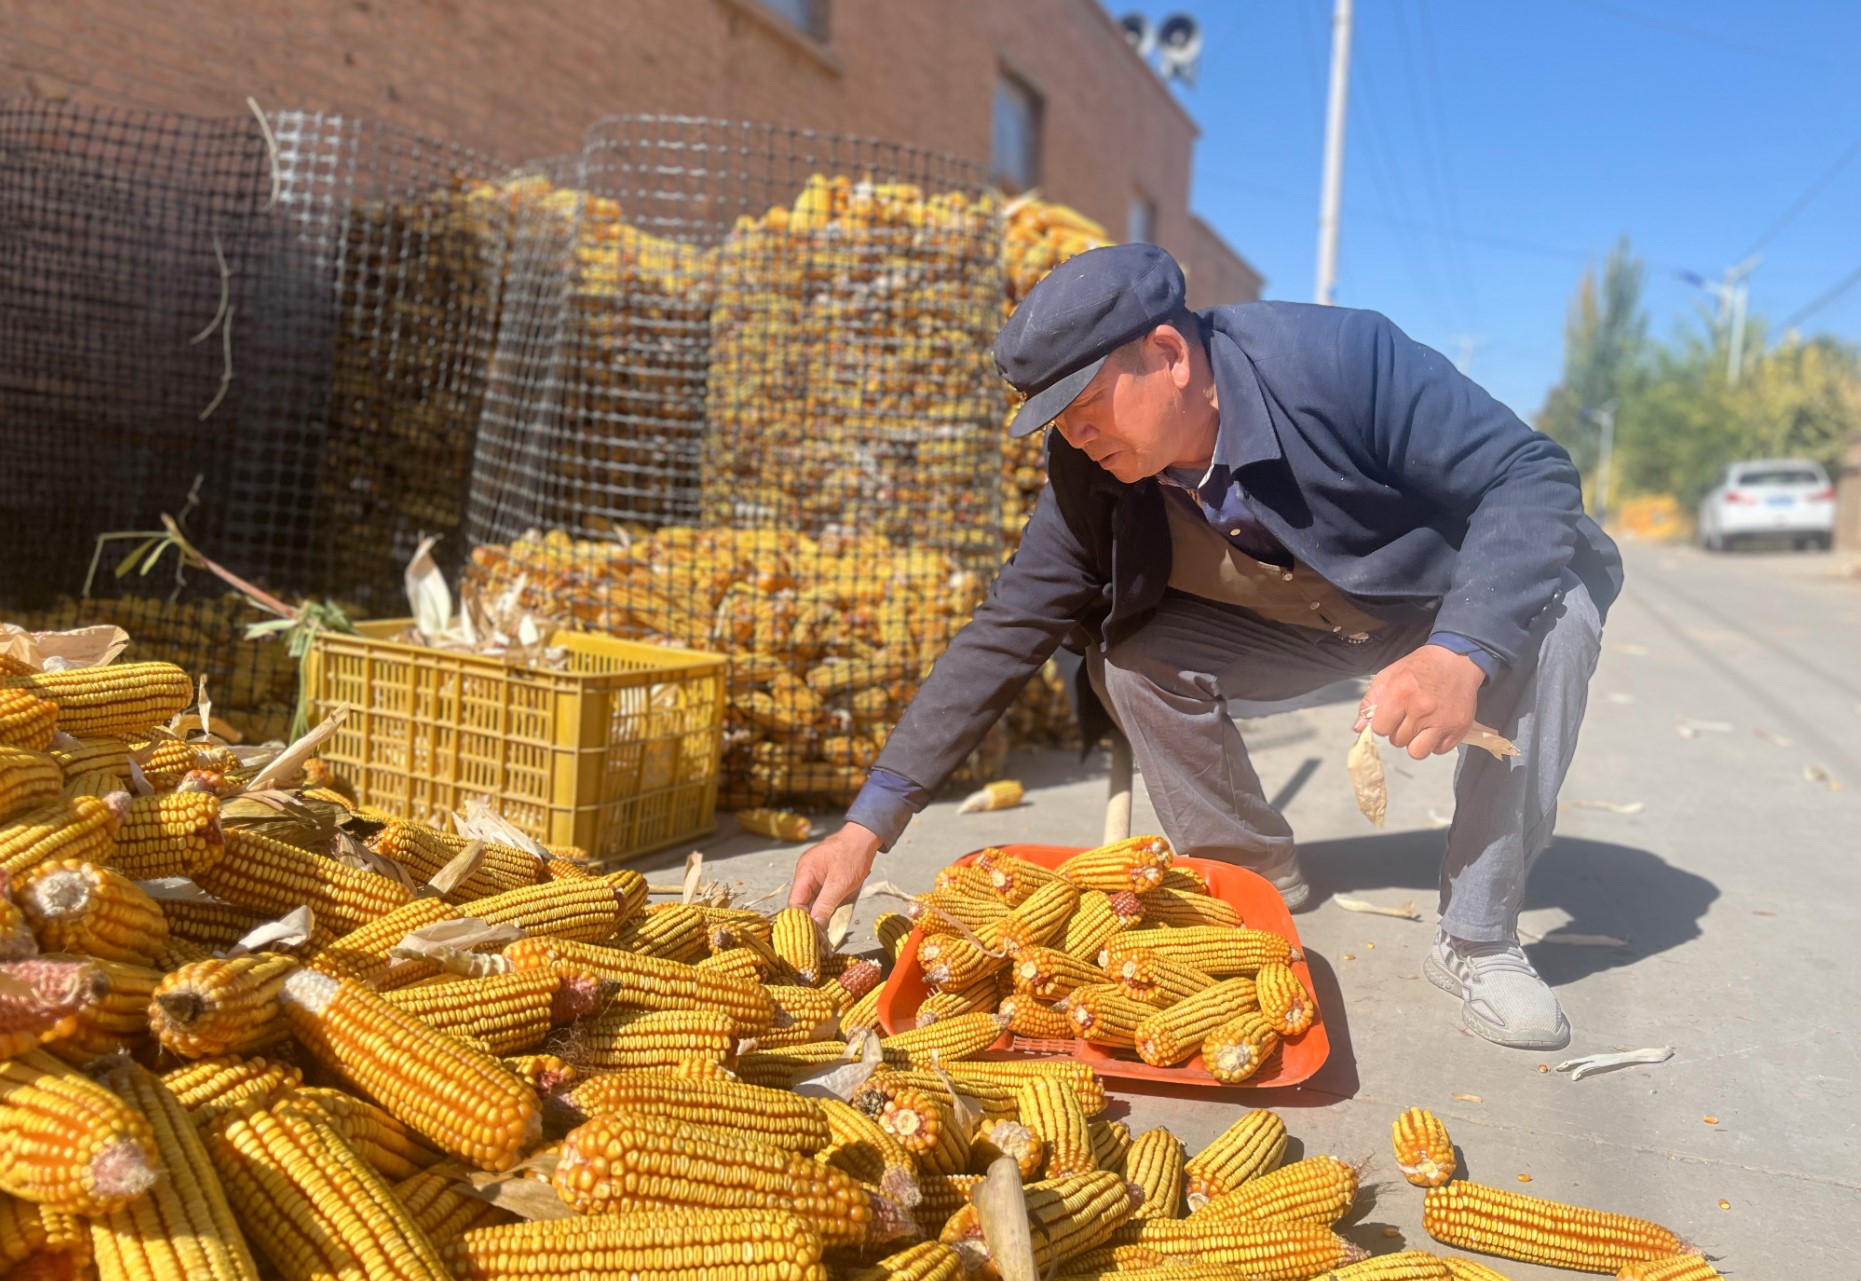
left=1048, top=327, right=1198, bottom=483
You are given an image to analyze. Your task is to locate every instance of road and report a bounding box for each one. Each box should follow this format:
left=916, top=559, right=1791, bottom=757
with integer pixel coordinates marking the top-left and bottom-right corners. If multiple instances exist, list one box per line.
left=650, top=540, right=1861, bottom=1276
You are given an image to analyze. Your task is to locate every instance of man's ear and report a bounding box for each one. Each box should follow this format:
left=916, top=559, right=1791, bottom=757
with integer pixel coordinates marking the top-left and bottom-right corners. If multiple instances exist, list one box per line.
left=1151, top=322, right=1193, bottom=388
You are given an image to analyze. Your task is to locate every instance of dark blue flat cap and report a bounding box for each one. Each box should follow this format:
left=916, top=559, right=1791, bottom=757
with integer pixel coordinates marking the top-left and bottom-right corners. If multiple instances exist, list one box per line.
left=995, top=242, right=1188, bottom=438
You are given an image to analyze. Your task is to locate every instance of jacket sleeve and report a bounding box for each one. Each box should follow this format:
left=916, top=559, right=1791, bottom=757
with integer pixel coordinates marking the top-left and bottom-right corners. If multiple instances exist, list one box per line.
left=862, top=472, right=1106, bottom=818
left=1340, top=309, right=1588, bottom=664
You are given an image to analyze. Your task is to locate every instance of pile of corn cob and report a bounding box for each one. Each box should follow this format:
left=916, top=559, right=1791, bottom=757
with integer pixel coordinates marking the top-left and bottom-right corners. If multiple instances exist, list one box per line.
left=891, top=838, right=1313, bottom=1083
left=0, top=658, right=1732, bottom=1278
left=467, top=527, right=1010, bottom=808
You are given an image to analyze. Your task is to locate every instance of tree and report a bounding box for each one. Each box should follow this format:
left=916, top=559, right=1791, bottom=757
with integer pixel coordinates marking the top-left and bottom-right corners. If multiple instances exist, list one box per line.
left=1536, top=237, right=1647, bottom=487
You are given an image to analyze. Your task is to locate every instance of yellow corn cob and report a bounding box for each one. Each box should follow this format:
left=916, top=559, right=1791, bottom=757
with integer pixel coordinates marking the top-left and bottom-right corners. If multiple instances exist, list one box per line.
left=132, top=736, right=204, bottom=788
left=611, top=901, right=709, bottom=962
left=946, top=1059, right=1107, bottom=1116
left=1441, top=1261, right=1516, bottom=1281
left=1191, top=1153, right=1359, bottom=1226
left=1136, top=887, right=1244, bottom=929
left=499, top=1053, right=578, bottom=1094
left=389, top=1168, right=517, bottom=1252
left=1615, top=1257, right=1724, bottom=1280
left=444, top=879, right=631, bottom=943
left=1129, top=1215, right=1367, bottom=1274
left=1091, top=1118, right=1133, bottom=1174
left=365, top=822, right=544, bottom=902
left=3, top=663, right=192, bottom=740
left=1154, top=866, right=1210, bottom=895
left=445, top=1208, right=829, bottom=1281
left=157, top=896, right=270, bottom=951
left=1134, top=977, right=1260, bottom=1066
left=846, top=1239, right=964, bottom=1281
left=111, top=790, right=225, bottom=880
left=0, top=879, right=30, bottom=960
left=879, top=1010, right=1007, bottom=1065
left=770, top=906, right=826, bottom=984
left=0, top=691, right=57, bottom=754
left=1058, top=835, right=1172, bottom=894
left=553, top=1109, right=873, bottom=1245
left=1314, top=1249, right=1451, bottom=1279
left=501, top=935, right=774, bottom=1036
left=194, top=828, right=412, bottom=936
left=91, top=1060, right=263, bottom=1281
left=208, top=1096, right=451, bottom=1281
left=1104, top=926, right=1293, bottom=978
left=707, top=920, right=800, bottom=984
left=984, top=854, right=1063, bottom=905
left=698, top=905, right=777, bottom=947
left=0, top=1191, right=90, bottom=1276
left=956, top=779, right=1024, bottom=813
left=1422, top=1181, right=1684, bottom=1273
left=938, top=860, right=1000, bottom=896
left=559, top=1072, right=831, bottom=1153
left=971, top=1117, right=1044, bottom=1179
left=0, top=749, right=62, bottom=825
left=995, top=877, right=1080, bottom=955
left=1255, top=961, right=1316, bottom=1036
left=158, top=1055, right=301, bottom=1124
left=920, top=934, right=1006, bottom=990
left=870, top=1068, right=1019, bottom=1122
left=1125, top=1127, right=1186, bottom=1220
left=0, top=956, right=106, bottom=1058
left=382, top=969, right=599, bottom=1056
left=1393, top=1107, right=1458, bottom=1188
left=1112, top=950, right=1219, bottom=1006
left=280, top=969, right=541, bottom=1171
left=1019, top=1074, right=1095, bottom=1178
left=48, top=734, right=129, bottom=779
left=63, top=766, right=128, bottom=799
left=565, top=1007, right=738, bottom=1071
left=897, top=1091, right=969, bottom=1176
left=540, top=856, right=591, bottom=882
left=1059, top=888, right=1146, bottom=960
left=1202, top=1011, right=1281, bottom=1084
left=692, top=943, right=766, bottom=987
left=940, top=1170, right=1139, bottom=1275
left=1184, top=1110, right=1286, bottom=1207
left=914, top=1171, right=985, bottom=1233
left=0, top=1050, right=157, bottom=1214
left=40, top=957, right=160, bottom=1060
left=762, top=982, right=841, bottom=1044
left=150, top=934, right=213, bottom=970
left=1012, top=945, right=1104, bottom=1000
left=16, top=858, right=167, bottom=965
left=912, top=887, right=1009, bottom=940
left=914, top=974, right=1004, bottom=1027
left=874, top=912, right=913, bottom=961
left=997, top=992, right=1073, bottom=1040
left=304, top=897, right=456, bottom=985
left=733, top=1043, right=849, bottom=1090
left=1066, top=983, right=1154, bottom=1049
left=816, top=1096, right=921, bottom=1208
left=0, top=795, right=124, bottom=881
left=291, top=1087, right=445, bottom=1181
left=735, top=807, right=814, bottom=841
left=842, top=984, right=884, bottom=1038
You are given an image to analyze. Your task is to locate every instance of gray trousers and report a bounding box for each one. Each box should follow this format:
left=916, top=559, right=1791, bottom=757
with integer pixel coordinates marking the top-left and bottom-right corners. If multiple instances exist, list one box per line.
left=1085, top=573, right=1603, bottom=943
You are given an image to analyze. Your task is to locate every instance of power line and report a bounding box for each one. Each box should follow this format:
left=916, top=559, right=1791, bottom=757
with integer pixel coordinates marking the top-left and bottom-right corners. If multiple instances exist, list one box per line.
left=1780, top=264, right=1861, bottom=331
left=1412, top=0, right=1480, bottom=325
left=1741, top=130, right=1861, bottom=259
left=1566, top=0, right=1861, bottom=74
left=1392, top=0, right=1480, bottom=325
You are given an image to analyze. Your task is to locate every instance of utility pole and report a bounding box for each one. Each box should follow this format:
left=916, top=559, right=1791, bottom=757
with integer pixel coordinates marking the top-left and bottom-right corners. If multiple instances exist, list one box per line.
left=1314, top=0, right=1353, bottom=306
left=1679, top=255, right=1761, bottom=382
left=1452, top=335, right=1487, bottom=375
left=1584, top=402, right=1617, bottom=526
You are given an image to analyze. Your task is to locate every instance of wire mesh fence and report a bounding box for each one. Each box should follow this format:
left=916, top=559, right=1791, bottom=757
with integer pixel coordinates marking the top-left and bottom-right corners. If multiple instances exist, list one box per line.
left=464, top=117, right=1012, bottom=808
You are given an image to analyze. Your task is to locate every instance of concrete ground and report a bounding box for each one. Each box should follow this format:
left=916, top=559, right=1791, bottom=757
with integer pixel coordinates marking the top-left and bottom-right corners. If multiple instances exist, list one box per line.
left=637, top=540, right=1861, bottom=1276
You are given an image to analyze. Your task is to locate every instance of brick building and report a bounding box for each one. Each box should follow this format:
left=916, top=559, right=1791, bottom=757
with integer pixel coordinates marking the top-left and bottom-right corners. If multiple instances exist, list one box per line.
left=0, top=0, right=1261, bottom=304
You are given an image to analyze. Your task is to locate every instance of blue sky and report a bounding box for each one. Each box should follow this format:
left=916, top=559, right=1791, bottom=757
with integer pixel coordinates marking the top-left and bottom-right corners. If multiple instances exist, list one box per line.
left=1111, top=0, right=1861, bottom=419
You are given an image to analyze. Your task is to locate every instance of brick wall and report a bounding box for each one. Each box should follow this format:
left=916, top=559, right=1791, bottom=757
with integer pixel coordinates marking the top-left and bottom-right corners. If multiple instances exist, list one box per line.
left=0, top=0, right=1260, bottom=298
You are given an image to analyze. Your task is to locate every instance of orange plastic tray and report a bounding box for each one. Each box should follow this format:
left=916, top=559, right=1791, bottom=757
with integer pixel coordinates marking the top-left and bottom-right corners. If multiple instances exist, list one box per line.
left=876, top=844, right=1330, bottom=1089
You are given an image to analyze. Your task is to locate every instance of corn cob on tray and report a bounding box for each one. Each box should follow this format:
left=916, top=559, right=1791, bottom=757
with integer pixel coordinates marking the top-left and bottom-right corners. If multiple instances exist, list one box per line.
left=876, top=842, right=1330, bottom=1088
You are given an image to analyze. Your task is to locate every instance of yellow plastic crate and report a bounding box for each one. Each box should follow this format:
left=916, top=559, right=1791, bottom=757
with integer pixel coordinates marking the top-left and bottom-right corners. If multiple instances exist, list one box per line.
left=305, top=621, right=725, bottom=862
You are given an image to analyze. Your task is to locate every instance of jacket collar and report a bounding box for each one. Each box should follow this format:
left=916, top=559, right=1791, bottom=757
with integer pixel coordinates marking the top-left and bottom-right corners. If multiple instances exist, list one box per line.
left=1204, top=313, right=1284, bottom=471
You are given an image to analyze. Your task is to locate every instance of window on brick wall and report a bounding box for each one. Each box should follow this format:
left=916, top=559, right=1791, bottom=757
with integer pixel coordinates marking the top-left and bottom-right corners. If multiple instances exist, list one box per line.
left=992, top=72, right=1043, bottom=193
left=1130, top=192, right=1158, bottom=244
left=757, top=0, right=828, bottom=42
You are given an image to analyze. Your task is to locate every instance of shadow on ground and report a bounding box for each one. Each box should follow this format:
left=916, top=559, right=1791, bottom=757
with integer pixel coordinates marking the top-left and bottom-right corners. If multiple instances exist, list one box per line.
left=1300, top=830, right=1721, bottom=985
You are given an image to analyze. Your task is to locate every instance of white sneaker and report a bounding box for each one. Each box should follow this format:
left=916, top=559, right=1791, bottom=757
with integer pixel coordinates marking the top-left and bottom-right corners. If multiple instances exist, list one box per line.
left=1424, top=930, right=1571, bottom=1050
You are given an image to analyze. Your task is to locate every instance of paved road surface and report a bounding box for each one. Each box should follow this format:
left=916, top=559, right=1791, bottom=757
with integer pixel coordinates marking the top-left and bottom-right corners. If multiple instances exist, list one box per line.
left=655, top=541, right=1861, bottom=1276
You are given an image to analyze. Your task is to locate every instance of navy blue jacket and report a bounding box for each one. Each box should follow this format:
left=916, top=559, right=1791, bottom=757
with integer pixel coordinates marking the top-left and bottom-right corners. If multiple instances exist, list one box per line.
left=863, top=301, right=1623, bottom=821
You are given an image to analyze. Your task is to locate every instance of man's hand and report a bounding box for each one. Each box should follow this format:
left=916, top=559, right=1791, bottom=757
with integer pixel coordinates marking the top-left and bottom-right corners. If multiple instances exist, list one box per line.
left=1355, top=644, right=1486, bottom=760
left=788, top=822, right=883, bottom=926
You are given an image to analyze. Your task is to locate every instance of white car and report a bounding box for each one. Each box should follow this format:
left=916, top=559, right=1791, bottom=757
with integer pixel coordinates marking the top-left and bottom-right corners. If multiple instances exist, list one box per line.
left=1697, top=458, right=1837, bottom=551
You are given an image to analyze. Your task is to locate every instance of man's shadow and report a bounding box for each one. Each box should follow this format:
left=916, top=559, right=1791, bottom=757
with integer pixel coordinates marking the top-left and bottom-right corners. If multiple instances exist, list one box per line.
left=1302, top=828, right=1720, bottom=986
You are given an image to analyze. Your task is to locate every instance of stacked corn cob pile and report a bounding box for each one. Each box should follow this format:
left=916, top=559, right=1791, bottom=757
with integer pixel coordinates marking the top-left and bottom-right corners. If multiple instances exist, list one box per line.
left=13, top=594, right=297, bottom=744
left=468, top=526, right=1010, bottom=808
left=892, top=837, right=1313, bottom=1083
left=0, top=653, right=1733, bottom=1280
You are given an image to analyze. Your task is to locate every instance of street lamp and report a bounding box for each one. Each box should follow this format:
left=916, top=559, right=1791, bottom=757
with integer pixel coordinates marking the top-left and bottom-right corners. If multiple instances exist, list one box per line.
left=1678, top=254, right=1761, bottom=382
left=1582, top=402, right=1617, bottom=526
